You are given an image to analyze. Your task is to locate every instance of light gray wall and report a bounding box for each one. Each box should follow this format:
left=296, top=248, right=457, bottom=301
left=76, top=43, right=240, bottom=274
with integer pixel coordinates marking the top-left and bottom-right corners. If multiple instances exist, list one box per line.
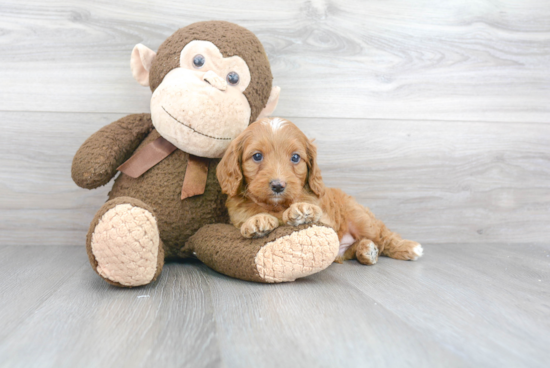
left=1, top=0, right=549, bottom=246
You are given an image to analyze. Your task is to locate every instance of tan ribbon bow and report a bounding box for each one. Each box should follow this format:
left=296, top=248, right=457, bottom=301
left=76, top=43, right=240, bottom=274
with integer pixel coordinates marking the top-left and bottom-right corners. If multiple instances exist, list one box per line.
left=117, top=136, right=209, bottom=199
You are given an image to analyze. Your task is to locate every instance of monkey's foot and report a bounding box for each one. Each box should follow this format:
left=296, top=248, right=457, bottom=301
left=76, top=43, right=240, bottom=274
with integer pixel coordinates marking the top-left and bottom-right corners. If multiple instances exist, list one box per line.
left=188, top=223, right=339, bottom=283
left=254, top=224, right=339, bottom=283
left=87, top=197, right=164, bottom=287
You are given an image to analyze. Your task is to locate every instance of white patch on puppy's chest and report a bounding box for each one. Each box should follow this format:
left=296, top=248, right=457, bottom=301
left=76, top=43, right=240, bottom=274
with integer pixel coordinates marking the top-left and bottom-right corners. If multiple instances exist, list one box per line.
left=338, top=232, right=355, bottom=257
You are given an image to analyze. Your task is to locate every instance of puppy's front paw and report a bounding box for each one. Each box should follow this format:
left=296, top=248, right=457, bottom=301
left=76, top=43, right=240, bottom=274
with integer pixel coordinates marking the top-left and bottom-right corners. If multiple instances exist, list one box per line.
left=241, top=214, right=280, bottom=238
left=283, top=203, right=323, bottom=226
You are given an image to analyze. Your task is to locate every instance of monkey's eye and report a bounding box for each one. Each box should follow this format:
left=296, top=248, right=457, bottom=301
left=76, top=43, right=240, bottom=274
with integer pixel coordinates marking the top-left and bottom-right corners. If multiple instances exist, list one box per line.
left=227, top=71, right=239, bottom=85
left=291, top=154, right=301, bottom=163
left=193, top=54, right=205, bottom=68
left=252, top=152, right=263, bottom=162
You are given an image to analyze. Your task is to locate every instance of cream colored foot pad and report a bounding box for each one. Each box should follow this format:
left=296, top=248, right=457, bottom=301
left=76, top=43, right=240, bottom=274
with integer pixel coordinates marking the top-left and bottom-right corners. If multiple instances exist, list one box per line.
left=255, top=225, right=339, bottom=283
left=91, top=204, right=159, bottom=287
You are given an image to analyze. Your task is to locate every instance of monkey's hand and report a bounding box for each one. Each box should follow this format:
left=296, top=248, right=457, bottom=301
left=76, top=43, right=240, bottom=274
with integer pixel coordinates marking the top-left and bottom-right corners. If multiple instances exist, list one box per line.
left=71, top=114, right=153, bottom=189
left=241, top=214, right=280, bottom=238
left=283, top=203, right=323, bottom=226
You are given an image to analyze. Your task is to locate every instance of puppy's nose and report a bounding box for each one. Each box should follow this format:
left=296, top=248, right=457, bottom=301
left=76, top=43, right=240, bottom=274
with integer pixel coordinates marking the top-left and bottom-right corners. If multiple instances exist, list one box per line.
left=270, top=179, right=286, bottom=194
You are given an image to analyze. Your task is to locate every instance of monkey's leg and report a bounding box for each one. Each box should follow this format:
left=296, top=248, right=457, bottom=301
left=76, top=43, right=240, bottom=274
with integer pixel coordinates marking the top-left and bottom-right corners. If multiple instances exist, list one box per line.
left=186, top=223, right=339, bottom=283
left=86, top=197, right=164, bottom=287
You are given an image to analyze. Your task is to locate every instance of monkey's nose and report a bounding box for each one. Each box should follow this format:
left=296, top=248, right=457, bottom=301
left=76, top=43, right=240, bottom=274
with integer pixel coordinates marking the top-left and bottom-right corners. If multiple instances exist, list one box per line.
left=202, top=70, right=227, bottom=91
left=270, top=179, right=286, bottom=194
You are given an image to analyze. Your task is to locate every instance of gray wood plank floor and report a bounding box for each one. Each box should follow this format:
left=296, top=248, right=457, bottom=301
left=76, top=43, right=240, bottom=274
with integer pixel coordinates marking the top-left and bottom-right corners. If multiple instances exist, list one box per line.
left=2, top=0, right=549, bottom=123
left=2, top=0, right=549, bottom=247
left=2, top=112, right=549, bottom=246
left=0, top=244, right=548, bottom=368
left=1, top=0, right=549, bottom=367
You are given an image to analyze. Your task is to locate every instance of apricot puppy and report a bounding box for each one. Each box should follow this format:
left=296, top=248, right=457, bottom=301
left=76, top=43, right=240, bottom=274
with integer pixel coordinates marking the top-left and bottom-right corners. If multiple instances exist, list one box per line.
left=217, top=117, right=423, bottom=265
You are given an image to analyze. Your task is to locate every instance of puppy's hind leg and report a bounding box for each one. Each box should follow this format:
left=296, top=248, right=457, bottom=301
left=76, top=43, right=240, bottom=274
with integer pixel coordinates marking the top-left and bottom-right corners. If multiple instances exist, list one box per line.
left=342, top=238, right=379, bottom=265
left=377, top=225, right=423, bottom=261
left=347, top=201, right=423, bottom=262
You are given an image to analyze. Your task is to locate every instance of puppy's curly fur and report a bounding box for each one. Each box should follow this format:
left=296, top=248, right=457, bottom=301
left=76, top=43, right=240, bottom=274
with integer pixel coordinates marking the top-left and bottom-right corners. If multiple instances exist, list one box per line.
left=217, top=117, right=423, bottom=265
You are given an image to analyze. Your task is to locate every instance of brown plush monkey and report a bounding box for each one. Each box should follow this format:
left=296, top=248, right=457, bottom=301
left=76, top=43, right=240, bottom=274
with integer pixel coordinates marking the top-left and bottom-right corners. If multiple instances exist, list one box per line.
left=72, top=21, right=339, bottom=287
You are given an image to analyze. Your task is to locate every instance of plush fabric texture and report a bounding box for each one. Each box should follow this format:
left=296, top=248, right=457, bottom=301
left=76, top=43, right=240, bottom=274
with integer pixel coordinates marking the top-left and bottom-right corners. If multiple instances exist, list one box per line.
left=107, top=115, right=230, bottom=258
left=188, top=223, right=338, bottom=283
left=72, top=113, right=153, bottom=189
left=73, top=22, right=341, bottom=287
left=202, top=70, right=227, bottom=91
left=91, top=203, right=160, bottom=287
left=78, top=114, right=339, bottom=286
left=255, top=224, right=340, bottom=283
left=149, top=21, right=273, bottom=123
left=131, top=44, right=157, bottom=87
left=179, top=41, right=252, bottom=92
left=86, top=196, right=165, bottom=288
left=150, top=68, right=251, bottom=157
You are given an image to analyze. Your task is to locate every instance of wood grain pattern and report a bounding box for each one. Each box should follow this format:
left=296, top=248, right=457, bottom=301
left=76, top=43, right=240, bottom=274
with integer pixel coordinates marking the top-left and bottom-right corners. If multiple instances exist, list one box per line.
left=203, top=267, right=467, bottom=367
left=0, top=250, right=222, bottom=368
left=0, top=0, right=549, bottom=122
left=330, top=243, right=550, bottom=367
left=295, top=116, right=550, bottom=245
left=0, top=244, right=548, bottom=367
left=0, top=246, right=88, bottom=340
left=2, top=0, right=549, bottom=246
left=2, top=112, right=548, bottom=246
left=1, top=1, right=549, bottom=367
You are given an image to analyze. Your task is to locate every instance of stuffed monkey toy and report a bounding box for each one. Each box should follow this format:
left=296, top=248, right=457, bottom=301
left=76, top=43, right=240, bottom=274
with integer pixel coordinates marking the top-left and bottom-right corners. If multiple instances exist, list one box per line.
left=72, top=21, right=339, bottom=287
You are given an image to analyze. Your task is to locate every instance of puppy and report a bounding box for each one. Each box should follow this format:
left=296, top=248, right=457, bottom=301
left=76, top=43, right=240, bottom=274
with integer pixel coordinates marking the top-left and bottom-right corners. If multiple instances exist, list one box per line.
left=216, top=117, right=423, bottom=265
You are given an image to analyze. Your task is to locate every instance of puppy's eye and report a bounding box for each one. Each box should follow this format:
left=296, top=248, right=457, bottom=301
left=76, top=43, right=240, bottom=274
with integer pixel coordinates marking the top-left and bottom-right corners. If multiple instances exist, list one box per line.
left=193, top=54, right=205, bottom=68
left=252, top=152, right=263, bottom=162
left=227, top=71, right=239, bottom=85
left=291, top=153, right=301, bottom=163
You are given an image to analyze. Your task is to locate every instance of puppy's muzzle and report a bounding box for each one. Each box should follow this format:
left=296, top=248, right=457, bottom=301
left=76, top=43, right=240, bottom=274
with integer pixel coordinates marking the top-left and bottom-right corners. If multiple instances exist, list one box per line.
left=270, top=179, right=286, bottom=194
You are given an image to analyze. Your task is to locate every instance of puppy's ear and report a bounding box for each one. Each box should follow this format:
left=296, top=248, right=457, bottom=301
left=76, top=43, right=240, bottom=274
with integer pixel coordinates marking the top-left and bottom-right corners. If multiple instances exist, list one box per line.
left=217, top=133, right=246, bottom=196
left=306, top=139, right=325, bottom=197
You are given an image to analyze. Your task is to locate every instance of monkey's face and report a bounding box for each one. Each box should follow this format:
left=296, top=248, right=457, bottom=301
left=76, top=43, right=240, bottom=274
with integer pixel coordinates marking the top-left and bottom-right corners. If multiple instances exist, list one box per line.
left=150, top=41, right=252, bottom=158
left=131, top=22, right=280, bottom=158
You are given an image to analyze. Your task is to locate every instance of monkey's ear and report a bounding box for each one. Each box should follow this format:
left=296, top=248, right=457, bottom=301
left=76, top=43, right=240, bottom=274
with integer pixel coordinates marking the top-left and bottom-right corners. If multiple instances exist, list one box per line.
left=131, top=44, right=157, bottom=87
left=257, top=86, right=281, bottom=119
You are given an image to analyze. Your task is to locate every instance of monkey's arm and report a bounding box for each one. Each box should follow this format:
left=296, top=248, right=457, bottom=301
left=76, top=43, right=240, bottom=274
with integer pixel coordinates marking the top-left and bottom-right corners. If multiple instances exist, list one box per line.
left=72, top=113, right=153, bottom=189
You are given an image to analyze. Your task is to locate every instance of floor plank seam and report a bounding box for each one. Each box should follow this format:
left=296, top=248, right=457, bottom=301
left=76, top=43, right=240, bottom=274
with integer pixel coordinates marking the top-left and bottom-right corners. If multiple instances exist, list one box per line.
left=1, top=110, right=548, bottom=126
left=0, top=258, right=90, bottom=345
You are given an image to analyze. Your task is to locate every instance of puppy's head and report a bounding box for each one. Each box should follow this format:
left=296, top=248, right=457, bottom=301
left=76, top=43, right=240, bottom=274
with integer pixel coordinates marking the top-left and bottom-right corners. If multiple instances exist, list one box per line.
left=217, top=117, right=324, bottom=206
